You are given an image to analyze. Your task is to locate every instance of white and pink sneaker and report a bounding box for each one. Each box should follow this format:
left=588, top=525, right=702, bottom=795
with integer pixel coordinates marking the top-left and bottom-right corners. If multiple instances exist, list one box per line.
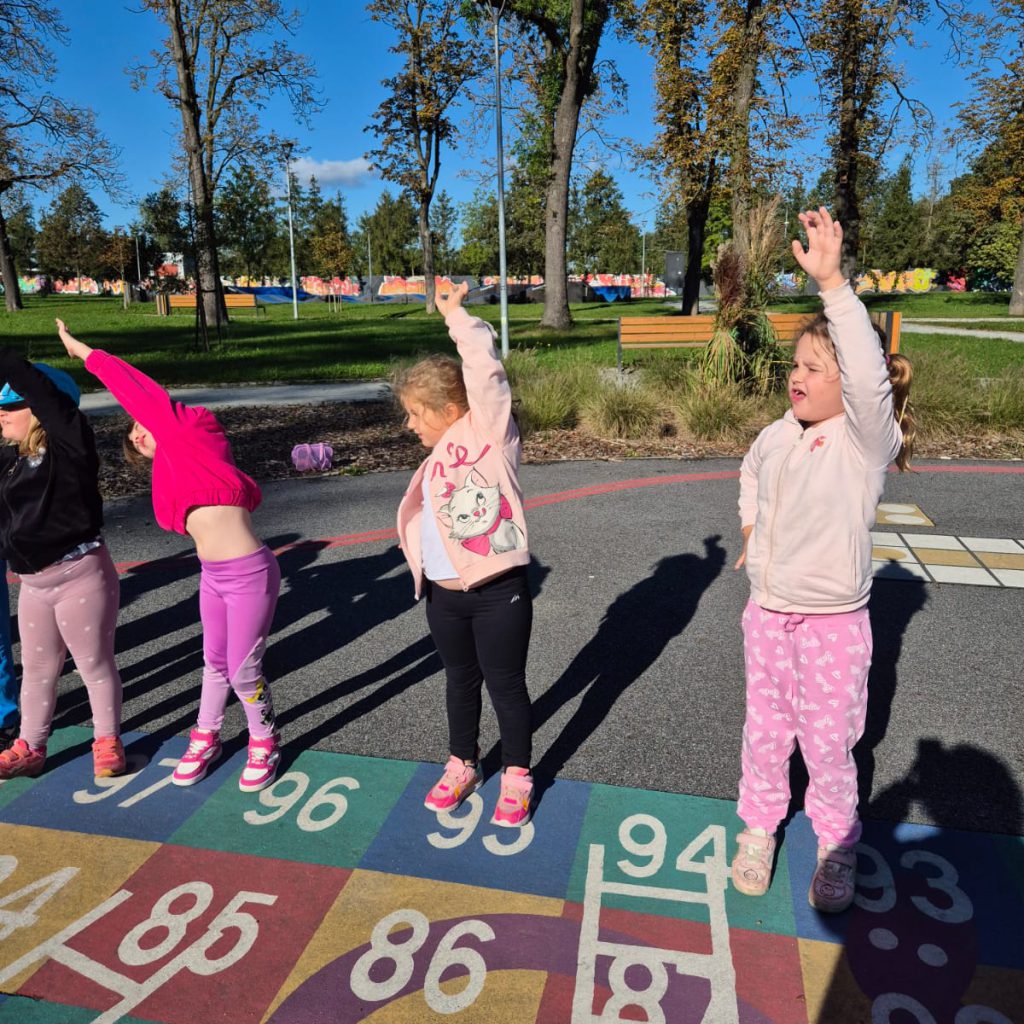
left=239, top=734, right=281, bottom=793
left=172, top=728, right=222, bottom=787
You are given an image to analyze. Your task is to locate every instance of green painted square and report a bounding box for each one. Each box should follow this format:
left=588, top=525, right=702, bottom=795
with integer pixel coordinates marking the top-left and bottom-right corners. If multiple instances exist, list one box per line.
left=169, top=749, right=418, bottom=869
left=0, top=726, right=95, bottom=812
left=566, top=784, right=797, bottom=937
left=0, top=995, right=155, bottom=1023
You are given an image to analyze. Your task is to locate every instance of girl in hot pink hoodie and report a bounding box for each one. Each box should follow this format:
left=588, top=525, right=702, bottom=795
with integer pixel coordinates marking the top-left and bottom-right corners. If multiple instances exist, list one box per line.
left=56, top=320, right=282, bottom=796
left=396, top=282, right=533, bottom=828
left=730, top=209, right=915, bottom=912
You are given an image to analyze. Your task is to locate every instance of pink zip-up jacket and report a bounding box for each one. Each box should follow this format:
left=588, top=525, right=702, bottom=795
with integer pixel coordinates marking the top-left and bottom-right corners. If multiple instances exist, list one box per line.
left=739, top=283, right=902, bottom=614
left=397, top=307, right=529, bottom=597
left=84, top=350, right=261, bottom=534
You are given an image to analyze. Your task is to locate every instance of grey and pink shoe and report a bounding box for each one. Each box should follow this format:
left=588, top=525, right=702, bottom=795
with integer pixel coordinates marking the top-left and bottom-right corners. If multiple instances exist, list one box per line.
left=424, top=755, right=482, bottom=813
left=491, top=767, right=533, bottom=828
left=172, top=727, right=222, bottom=787
left=808, top=845, right=857, bottom=912
left=239, top=734, right=281, bottom=793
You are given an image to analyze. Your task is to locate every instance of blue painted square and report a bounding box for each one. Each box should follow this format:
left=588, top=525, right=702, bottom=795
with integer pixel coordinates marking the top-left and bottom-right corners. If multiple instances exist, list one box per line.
left=789, top=815, right=1024, bottom=969
left=361, top=764, right=589, bottom=899
left=0, top=731, right=245, bottom=842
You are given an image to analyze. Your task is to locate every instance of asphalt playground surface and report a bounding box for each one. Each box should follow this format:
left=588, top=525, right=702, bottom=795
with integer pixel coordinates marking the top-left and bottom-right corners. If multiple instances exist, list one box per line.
left=0, top=457, right=1021, bottom=1023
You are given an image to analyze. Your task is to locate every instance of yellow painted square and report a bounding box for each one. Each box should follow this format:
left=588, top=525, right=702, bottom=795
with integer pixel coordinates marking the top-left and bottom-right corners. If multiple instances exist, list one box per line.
left=798, top=938, right=873, bottom=1023
left=977, top=552, right=1024, bottom=570
left=872, top=546, right=912, bottom=562
left=875, top=504, right=934, bottom=527
left=914, top=549, right=980, bottom=567
left=263, top=869, right=564, bottom=1023
left=0, top=823, right=159, bottom=991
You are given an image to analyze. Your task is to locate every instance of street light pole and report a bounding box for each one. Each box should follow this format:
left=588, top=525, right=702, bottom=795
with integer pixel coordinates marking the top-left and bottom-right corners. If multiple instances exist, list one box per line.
left=490, top=1, right=509, bottom=359
left=367, top=234, right=373, bottom=304
left=641, top=228, right=646, bottom=299
left=135, top=235, right=143, bottom=285
left=284, top=145, right=299, bottom=321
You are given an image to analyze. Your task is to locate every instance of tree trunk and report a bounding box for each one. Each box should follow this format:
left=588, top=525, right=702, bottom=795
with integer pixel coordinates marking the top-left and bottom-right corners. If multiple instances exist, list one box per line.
left=1010, top=224, right=1024, bottom=317
left=419, top=201, right=436, bottom=314
left=833, top=14, right=861, bottom=282
left=539, top=0, right=591, bottom=331
left=166, top=0, right=226, bottom=332
left=728, top=0, right=766, bottom=259
left=684, top=190, right=712, bottom=316
left=0, top=200, right=24, bottom=312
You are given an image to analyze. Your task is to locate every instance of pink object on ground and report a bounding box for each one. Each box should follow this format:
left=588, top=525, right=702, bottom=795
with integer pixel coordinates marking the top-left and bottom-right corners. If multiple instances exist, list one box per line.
left=291, top=443, right=334, bottom=471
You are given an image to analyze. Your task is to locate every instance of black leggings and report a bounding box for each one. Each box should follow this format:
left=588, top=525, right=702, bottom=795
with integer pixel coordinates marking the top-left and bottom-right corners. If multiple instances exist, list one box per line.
left=424, top=566, right=533, bottom=768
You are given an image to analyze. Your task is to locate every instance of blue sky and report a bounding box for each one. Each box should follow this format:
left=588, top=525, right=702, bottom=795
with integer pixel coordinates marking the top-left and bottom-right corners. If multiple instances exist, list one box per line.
left=44, top=2, right=982, bottom=234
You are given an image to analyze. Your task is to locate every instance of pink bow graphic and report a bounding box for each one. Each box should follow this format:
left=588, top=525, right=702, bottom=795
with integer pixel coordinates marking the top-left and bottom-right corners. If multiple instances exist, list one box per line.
left=461, top=495, right=513, bottom=556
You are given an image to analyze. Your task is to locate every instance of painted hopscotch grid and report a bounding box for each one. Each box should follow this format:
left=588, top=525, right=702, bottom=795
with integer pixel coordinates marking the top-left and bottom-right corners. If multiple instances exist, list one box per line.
left=875, top=503, right=935, bottom=528
left=0, top=725, right=1020, bottom=1023
left=873, top=533, right=1024, bottom=588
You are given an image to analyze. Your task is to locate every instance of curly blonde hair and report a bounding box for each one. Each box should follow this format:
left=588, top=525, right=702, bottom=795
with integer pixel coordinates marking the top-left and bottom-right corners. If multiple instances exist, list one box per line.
left=800, top=313, right=916, bottom=472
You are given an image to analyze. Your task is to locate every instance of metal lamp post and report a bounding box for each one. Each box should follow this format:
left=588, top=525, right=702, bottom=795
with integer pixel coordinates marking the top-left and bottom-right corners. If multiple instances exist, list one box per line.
left=489, top=1, right=509, bottom=359
left=284, top=145, right=299, bottom=321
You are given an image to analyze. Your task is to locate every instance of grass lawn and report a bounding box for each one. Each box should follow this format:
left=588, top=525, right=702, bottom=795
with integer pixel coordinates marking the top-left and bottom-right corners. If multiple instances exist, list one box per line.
left=1, top=291, right=1021, bottom=389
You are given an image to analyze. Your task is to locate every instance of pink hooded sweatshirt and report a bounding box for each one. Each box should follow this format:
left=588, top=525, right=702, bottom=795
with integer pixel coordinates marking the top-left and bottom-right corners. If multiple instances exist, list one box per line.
left=739, top=283, right=903, bottom=614
left=85, top=350, right=261, bottom=534
left=397, top=307, right=529, bottom=597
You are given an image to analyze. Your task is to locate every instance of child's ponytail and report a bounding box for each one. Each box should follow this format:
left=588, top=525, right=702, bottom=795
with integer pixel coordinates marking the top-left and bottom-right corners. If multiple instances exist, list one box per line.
left=888, top=353, right=915, bottom=472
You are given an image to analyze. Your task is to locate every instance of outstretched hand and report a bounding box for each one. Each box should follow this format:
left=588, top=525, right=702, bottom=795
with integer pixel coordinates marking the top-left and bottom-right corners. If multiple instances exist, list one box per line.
left=55, top=319, right=93, bottom=362
left=791, top=207, right=847, bottom=293
left=434, top=280, right=469, bottom=318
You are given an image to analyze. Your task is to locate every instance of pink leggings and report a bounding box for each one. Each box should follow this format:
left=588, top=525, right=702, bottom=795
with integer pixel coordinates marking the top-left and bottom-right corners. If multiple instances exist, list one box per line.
left=197, top=546, right=280, bottom=739
left=737, top=599, right=872, bottom=848
left=18, top=546, right=122, bottom=749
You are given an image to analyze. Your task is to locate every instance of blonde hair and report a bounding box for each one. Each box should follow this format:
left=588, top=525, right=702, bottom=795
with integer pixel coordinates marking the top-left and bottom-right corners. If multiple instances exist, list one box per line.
left=799, top=312, right=915, bottom=472
left=394, top=354, right=468, bottom=416
left=2, top=414, right=47, bottom=457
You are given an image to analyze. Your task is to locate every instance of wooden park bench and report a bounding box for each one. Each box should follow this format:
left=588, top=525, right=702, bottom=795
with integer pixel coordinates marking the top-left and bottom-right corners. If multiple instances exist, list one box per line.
left=617, top=310, right=901, bottom=370
left=165, top=292, right=265, bottom=317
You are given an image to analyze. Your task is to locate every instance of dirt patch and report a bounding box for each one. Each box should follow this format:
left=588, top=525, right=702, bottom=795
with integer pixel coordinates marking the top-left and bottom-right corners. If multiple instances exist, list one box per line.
left=93, top=401, right=1023, bottom=501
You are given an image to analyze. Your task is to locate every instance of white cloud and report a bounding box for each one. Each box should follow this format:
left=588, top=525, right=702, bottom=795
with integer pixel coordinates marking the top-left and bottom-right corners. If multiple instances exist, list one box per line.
left=290, top=156, right=375, bottom=188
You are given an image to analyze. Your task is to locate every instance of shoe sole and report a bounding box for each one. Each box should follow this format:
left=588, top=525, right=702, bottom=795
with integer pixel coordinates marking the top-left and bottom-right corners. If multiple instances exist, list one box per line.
left=172, top=751, right=221, bottom=787
left=490, top=808, right=532, bottom=828
left=425, top=775, right=481, bottom=813
left=732, top=874, right=770, bottom=897
left=94, top=765, right=127, bottom=779
left=239, top=766, right=280, bottom=793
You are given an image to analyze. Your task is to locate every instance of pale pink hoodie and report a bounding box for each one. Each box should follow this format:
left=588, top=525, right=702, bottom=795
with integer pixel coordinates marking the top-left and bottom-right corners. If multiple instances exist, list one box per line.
left=739, top=283, right=903, bottom=614
left=397, top=307, right=529, bottom=597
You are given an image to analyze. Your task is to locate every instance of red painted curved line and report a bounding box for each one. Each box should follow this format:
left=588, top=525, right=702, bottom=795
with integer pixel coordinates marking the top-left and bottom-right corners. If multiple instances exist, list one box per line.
left=7, top=461, right=1012, bottom=583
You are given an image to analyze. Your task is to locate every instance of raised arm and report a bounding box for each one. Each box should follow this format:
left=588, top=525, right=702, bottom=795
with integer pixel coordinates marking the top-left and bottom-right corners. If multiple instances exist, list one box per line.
left=436, top=282, right=513, bottom=443
left=791, top=210, right=900, bottom=467
left=57, top=319, right=184, bottom=438
left=0, top=347, right=88, bottom=452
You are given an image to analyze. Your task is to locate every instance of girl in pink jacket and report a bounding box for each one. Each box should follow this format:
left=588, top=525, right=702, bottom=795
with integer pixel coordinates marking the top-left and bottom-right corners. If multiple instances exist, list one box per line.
left=56, top=320, right=282, bottom=795
left=730, top=209, right=915, bottom=912
left=396, top=282, right=534, bottom=828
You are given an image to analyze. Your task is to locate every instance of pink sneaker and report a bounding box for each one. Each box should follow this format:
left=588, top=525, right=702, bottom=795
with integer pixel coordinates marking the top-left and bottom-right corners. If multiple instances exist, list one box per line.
left=809, top=846, right=858, bottom=913
left=491, top=767, right=533, bottom=828
left=424, top=755, right=481, bottom=812
left=0, top=739, right=46, bottom=780
left=239, top=734, right=281, bottom=793
left=172, top=728, right=222, bottom=787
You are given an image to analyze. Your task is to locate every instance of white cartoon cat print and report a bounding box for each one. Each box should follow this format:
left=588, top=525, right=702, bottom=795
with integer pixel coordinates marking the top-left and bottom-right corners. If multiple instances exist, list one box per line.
left=438, top=468, right=525, bottom=556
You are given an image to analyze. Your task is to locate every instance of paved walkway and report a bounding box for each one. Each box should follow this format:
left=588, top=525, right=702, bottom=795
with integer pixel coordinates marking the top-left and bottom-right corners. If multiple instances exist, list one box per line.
left=0, top=461, right=1021, bottom=1023
left=902, top=322, right=1024, bottom=342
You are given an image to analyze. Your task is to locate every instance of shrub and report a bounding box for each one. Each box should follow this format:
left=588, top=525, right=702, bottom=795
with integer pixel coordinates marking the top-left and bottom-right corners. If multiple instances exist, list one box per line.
left=580, top=378, right=665, bottom=438
left=505, top=350, right=597, bottom=434
left=679, top=382, right=758, bottom=441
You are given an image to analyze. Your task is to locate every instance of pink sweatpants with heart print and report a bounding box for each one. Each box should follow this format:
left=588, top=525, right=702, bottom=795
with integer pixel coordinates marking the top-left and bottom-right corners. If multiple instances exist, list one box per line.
left=736, top=599, right=872, bottom=847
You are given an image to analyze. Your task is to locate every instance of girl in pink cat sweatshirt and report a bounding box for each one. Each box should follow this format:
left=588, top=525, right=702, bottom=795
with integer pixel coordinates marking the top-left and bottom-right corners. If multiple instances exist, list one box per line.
left=56, top=320, right=282, bottom=796
left=731, top=209, right=916, bottom=912
left=396, top=282, right=533, bottom=828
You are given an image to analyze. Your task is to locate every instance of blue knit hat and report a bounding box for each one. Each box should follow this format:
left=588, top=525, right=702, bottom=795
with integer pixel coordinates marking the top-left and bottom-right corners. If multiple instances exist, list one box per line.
left=0, top=362, right=81, bottom=407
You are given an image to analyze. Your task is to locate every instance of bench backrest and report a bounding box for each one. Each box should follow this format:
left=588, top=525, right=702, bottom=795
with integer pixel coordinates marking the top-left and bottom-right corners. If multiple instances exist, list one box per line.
left=618, top=310, right=901, bottom=360
left=166, top=292, right=259, bottom=308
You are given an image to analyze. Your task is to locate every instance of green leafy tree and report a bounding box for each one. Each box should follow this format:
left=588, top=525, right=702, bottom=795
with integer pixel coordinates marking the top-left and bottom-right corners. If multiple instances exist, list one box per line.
left=309, top=193, right=354, bottom=281
left=131, top=0, right=321, bottom=330
left=36, top=184, right=105, bottom=285
left=568, top=170, right=640, bottom=276
left=457, top=189, right=498, bottom=277
left=138, top=187, right=187, bottom=279
left=2, top=191, right=37, bottom=276
left=862, top=158, right=922, bottom=271
left=216, top=163, right=277, bottom=282
left=0, top=0, right=120, bottom=309
left=432, top=189, right=458, bottom=278
left=352, top=190, right=420, bottom=278
left=366, top=0, right=476, bottom=312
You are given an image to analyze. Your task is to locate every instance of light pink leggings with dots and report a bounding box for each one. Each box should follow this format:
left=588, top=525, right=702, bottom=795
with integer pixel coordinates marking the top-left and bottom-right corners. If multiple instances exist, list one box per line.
left=737, top=599, right=872, bottom=848
left=18, top=546, right=122, bottom=749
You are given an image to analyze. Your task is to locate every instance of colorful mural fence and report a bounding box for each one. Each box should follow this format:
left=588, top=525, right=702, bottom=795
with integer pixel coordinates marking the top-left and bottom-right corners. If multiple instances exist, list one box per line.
left=854, top=268, right=939, bottom=294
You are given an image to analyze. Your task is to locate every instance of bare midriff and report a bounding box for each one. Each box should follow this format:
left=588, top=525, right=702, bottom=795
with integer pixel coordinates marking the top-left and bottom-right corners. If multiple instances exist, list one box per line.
left=185, top=505, right=263, bottom=562
left=432, top=578, right=463, bottom=591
